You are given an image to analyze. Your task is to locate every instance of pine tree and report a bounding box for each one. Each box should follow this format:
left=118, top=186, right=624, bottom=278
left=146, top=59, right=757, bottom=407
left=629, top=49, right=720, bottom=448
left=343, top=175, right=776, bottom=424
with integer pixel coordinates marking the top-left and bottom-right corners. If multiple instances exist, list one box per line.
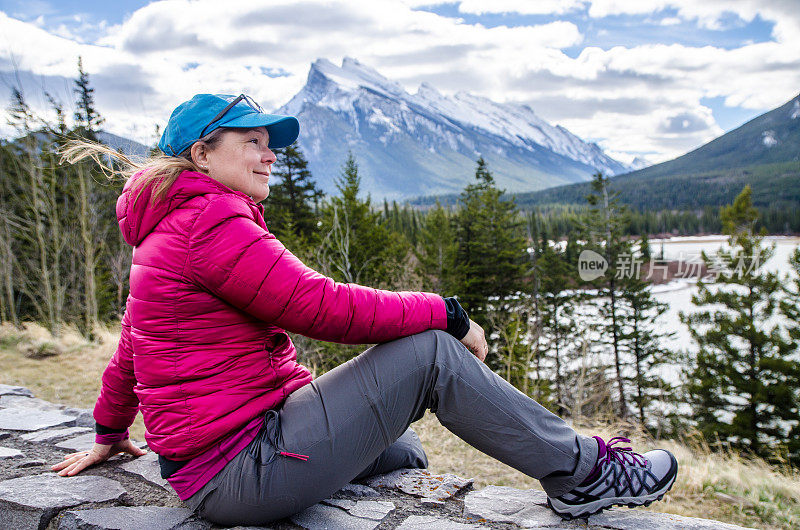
left=451, top=157, right=526, bottom=327
left=680, top=186, right=799, bottom=461
left=537, top=238, right=579, bottom=414
left=316, top=152, right=408, bottom=289
left=264, top=144, right=322, bottom=244
left=73, top=57, right=104, bottom=140
left=414, top=201, right=454, bottom=293
left=780, top=246, right=800, bottom=462
left=70, top=57, right=115, bottom=335
left=619, top=271, right=675, bottom=429
left=581, top=172, right=632, bottom=419
left=781, top=247, right=800, bottom=345
left=639, top=232, right=651, bottom=263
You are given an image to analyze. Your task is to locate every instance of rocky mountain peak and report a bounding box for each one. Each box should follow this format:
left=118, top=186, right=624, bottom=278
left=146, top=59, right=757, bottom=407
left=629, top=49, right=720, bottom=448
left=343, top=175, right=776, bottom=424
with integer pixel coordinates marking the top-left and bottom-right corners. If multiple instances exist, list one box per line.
left=276, top=58, right=630, bottom=199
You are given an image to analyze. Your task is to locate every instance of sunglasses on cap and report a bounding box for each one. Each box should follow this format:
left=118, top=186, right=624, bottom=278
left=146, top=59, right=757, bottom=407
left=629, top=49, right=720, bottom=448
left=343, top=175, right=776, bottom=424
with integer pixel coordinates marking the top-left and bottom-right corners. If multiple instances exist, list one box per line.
left=198, top=94, right=265, bottom=139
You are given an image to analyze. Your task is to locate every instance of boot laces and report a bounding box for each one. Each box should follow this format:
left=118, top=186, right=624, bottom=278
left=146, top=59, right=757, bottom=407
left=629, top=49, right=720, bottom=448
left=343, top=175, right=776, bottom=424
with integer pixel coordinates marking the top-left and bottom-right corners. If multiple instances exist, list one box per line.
left=601, top=436, right=647, bottom=488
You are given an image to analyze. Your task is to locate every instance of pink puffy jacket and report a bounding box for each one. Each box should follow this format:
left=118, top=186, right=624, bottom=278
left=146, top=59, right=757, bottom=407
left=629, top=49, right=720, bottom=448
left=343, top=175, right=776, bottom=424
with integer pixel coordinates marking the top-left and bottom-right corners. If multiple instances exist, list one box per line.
left=93, top=170, right=447, bottom=460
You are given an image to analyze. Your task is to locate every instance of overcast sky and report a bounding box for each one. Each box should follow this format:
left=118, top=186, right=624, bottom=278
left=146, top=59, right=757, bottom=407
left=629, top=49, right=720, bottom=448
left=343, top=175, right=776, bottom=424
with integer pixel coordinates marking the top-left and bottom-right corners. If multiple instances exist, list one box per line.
left=0, top=0, right=798, bottom=164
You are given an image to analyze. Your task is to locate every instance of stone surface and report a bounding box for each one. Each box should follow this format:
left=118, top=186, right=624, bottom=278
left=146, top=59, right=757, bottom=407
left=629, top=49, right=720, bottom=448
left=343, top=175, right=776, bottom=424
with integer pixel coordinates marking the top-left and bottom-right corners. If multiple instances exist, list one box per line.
left=0, top=473, right=126, bottom=529
left=366, top=468, right=473, bottom=501
left=589, top=510, right=755, bottom=529
left=119, top=451, right=171, bottom=491
left=0, top=446, right=24, bottom=458
left=15, top=459, right=46, bottom=468
left=0, top=394, right=62, bottom=410
left=291, top=502, right=388, bottom=530
left=397, top=515, right=486, bottom=529
left=0, top=389, right=762, bottom=530
left=22, top=426, right=92, bottom=443
left=463, top=486, right=567, bottom=528
left=321, top=498, right=395, bottom=520
left=0, top=407, right=76, bottom=431
left=0, top=384, right=33, bottom=397
left=59, top=407, right=95, bottom=428
left=58, top=506, right=206, bottom=530
left=55, top=432, right=97, bottom=451
left=338, top=482, right=380, bottom=497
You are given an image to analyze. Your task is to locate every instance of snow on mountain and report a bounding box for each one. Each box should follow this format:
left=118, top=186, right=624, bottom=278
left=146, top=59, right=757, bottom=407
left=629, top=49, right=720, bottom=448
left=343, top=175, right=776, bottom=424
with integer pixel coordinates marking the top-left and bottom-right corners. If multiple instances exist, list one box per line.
left=629, top=156, right=650, bottom=171
left=277, top=57, right=629, bottom=200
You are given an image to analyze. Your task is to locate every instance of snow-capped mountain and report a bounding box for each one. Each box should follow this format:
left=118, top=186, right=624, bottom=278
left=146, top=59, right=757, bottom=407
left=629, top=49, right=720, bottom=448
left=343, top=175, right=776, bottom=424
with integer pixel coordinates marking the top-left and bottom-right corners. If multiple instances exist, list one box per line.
left=277, top=57, right=629, bottom=200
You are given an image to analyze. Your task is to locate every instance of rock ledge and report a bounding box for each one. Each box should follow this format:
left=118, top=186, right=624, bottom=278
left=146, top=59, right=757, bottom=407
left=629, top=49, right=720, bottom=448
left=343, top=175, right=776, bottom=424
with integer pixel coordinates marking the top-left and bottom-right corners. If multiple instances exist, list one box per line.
left=0, top=385, right=753, bottom=530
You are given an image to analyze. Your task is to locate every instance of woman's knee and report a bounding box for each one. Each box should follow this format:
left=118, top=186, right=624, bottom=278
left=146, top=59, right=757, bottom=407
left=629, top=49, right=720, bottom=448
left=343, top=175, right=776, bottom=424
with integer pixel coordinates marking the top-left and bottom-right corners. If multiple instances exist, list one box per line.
left=411, top=329, right=468, bottom=369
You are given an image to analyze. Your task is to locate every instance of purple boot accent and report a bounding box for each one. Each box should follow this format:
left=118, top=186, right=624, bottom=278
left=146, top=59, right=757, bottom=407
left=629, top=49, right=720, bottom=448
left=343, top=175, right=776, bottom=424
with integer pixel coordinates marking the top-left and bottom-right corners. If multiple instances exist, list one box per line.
left=548, top=435, right=678, bottom=519
left=579, top=435, right=607, bottom=486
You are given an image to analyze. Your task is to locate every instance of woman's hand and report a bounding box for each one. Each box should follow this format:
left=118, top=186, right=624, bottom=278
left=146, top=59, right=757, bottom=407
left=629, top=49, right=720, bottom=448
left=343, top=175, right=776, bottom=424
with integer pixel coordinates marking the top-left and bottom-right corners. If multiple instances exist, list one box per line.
left=460, top=319, right=488, bottom=362
left=51, top=439, right=147, bottom=477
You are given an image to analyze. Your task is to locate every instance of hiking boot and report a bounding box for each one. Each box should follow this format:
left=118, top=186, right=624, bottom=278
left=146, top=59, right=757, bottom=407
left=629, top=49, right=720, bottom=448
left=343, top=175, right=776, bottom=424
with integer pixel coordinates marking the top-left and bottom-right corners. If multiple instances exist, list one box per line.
left=547, top=436, right=678, bottom=519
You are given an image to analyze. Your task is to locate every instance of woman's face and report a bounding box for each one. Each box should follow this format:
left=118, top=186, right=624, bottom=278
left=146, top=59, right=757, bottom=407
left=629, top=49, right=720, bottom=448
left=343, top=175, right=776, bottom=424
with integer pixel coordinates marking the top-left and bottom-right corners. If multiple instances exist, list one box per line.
left=200, top=127, right=276, bottom=203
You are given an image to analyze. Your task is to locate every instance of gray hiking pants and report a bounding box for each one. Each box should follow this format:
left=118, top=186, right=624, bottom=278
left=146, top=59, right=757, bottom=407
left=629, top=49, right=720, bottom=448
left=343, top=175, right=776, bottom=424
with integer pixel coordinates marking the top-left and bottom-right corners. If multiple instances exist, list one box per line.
left=185, top=330, right=598, bottom=526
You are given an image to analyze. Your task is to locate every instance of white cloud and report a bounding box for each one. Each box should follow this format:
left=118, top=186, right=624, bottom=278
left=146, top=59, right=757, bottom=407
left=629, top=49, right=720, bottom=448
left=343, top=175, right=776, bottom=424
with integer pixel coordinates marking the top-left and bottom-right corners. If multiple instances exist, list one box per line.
left=659, top=17, right=681, bottom=26
left=0, top=0, right=797, bottom=162
left=458, top=0, right=586, bottom=16
left=587, top=0, right=800, bottom=46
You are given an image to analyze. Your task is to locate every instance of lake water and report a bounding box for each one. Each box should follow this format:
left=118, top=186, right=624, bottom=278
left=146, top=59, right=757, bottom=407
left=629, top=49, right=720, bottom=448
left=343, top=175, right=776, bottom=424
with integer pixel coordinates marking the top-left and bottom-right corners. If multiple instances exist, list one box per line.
left=648, top=235, right=800, bottom=352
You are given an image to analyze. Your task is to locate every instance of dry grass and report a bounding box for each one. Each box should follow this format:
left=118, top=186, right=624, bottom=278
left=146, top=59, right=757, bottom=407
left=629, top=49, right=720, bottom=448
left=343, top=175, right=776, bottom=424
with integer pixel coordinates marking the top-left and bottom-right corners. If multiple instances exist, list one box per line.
left=0, top=321, right=146, bottom=441
left=1, top=322, right=799, bottom=528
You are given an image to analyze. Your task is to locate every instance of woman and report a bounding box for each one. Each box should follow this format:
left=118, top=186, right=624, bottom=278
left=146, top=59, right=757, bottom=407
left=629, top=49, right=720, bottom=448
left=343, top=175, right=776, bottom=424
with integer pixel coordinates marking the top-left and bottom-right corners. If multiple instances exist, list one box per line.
left=53, top=93, right=677, bottom=526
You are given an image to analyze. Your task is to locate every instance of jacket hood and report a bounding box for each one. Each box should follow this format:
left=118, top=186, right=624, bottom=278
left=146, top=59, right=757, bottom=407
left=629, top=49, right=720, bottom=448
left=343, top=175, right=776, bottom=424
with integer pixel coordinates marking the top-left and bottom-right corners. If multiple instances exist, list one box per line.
left=117, top=170, right=254, bottom=246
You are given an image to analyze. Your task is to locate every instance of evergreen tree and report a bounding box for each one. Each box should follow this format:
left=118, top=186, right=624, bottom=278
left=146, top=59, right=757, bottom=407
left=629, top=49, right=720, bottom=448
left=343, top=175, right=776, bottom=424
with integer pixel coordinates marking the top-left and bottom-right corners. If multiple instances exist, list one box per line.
left=581, top=172, right=632, bottom=419
left=781, top=247, right=800, bottom=345
left=414, top=201, right=454, bottom=293
left=316, top=152, right=408, bottom=289
left=451, top=157, right=526, bottom=329
left=619, top=271, right=675, bottom=428
left=73, top=57, right=104, bottom=140
left=780, top=246, right=800, bottom=462
left=639, top=232, right=651, bottom=262
left=264, top=144, right=321, bottom=244
left=537, top=239, right=579, bottom=414
left=680, top=186, right=800, bottom=462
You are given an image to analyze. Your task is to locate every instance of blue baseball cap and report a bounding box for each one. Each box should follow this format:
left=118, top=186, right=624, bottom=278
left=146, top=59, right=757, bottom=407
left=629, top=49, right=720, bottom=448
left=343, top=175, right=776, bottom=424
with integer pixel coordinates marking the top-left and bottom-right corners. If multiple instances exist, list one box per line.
left=158, top=93, right=299, bottom=156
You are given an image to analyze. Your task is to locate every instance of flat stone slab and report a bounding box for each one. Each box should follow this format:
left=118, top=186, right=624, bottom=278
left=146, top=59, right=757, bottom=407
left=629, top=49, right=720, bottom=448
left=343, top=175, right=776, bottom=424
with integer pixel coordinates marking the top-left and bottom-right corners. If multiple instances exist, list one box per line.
left=55, top=432, right=98, bottom=451
left=0, top=407, right=76, bottom=431
left=0, top=389, right=763, bottom=530
left=119, top=451, right=171, bottom=491
left=291, top=500, right=393, bottom=530
left=338, top=483, right=380, bottom=497
left=22, top=426, right=92, bottom=443
left=16, top=459, right=46, bottom=468
left=0, top=473, right=126, bottom=529
left=397, top=515, right=487, bottom=529
left=463, top=485, right=567, bottom=528
left=59, top=407, right=95, bottom=427
left=0, top=446, right=24, bottom=458
left=589, top=510, right=756, bottom=529
left=58, top=506, right=206, bottom=530
left=321, top=498, right=394, bottom=520
left=366, top=469, right=473, bottom=501
left=0, top=384, right=34, bottom=397
left=0, top=394, right=63, bottom=410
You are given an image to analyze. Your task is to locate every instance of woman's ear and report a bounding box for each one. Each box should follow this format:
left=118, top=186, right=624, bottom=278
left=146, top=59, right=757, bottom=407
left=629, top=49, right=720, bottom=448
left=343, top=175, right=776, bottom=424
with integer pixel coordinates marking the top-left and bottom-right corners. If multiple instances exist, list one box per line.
left=190, top=142, right=208, bottom=170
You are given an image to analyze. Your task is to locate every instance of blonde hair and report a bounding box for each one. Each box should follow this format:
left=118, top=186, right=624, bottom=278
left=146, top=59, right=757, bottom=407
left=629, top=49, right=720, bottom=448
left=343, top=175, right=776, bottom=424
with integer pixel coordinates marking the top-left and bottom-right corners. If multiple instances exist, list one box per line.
left=60, top=129, right=225, bottom=209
